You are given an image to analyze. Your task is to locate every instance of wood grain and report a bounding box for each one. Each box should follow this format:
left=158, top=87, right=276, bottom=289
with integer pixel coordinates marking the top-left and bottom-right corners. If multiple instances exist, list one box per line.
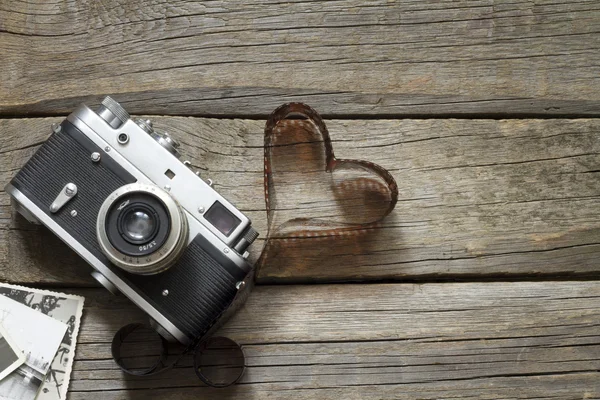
left=64, top=282, right=600, bottom=398
left=1, top=116, right=599, bottom=285
left=1, top=0, right=600, bottom=117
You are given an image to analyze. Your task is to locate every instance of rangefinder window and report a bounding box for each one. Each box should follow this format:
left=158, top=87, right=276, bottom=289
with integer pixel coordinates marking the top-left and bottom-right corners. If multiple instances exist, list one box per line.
left=204, top=201, right=241, bottom=237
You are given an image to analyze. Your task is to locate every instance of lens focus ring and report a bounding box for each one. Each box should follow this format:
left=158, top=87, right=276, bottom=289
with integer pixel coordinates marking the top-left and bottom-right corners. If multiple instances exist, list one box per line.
left=97, top=183, right=188, bottom=275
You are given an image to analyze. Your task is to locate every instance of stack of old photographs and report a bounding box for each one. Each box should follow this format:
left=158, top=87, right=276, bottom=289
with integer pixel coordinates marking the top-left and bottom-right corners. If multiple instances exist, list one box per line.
left=0, top=284, right=84, bottom=400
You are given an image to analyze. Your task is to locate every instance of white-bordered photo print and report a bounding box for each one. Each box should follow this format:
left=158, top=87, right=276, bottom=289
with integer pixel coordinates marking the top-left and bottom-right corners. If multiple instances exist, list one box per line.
left=0, top=295, right=67, bottom=400
left=0, top=284, right=84, bottom=400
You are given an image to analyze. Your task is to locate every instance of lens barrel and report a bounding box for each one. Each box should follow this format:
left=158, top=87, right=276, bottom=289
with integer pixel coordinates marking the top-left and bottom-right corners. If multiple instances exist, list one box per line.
left=97, top=183, right=188, bottom=275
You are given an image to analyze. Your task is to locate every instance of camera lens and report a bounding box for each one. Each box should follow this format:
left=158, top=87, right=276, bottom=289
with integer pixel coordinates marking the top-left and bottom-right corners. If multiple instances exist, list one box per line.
left=97, top=183, right=188, bottom=275
left=122, top=208, right=157, bottom=242
left=106, top=194, right=170, bottom=259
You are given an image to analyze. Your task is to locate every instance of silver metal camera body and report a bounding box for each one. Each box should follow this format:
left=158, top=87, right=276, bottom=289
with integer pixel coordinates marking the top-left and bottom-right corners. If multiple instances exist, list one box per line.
left=5, top=97, right=258, bottom=345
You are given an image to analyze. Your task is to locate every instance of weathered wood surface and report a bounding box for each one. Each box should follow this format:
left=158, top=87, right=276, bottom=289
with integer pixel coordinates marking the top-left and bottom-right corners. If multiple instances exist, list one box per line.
left=1, top=0, right=600, bottom=117
left=2, top=1, right=599, bottom=399
left=64, top=282, right=600, bottom=398
left=1, top=116, right=599, bottom=284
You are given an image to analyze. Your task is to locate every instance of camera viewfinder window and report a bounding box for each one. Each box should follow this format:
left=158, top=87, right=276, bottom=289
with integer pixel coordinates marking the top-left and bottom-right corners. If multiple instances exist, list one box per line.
left=204, top=201, right=241, bottom=237
left=164, top=169, right=176, bottom=179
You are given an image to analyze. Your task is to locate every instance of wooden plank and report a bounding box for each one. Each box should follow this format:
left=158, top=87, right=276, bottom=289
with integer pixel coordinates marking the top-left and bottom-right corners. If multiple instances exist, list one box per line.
left=64, top=282, right=600, bottom=397
left=1, top=0, right=600, bottom=117
left=1, top=117, right=599, bottom=284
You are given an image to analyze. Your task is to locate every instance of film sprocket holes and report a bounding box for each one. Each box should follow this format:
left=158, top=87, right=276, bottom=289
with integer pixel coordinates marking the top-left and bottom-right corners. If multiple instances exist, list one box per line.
left=5, top=97, right=259, bottom=346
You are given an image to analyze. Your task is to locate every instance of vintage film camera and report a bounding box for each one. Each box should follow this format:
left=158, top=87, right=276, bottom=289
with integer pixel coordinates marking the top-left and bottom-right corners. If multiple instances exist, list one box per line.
left=5, top=97, right=258, bottom=345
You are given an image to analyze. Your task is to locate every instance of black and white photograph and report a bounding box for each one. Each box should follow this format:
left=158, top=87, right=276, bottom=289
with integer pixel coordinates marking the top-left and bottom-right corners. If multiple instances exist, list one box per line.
left=0, top=284, right=84, bottom=400
left=0, top=364, right=44, bottom=400
left=0, top=324, right=24, bottom=382
left=0, top=295, right=67, bottom=400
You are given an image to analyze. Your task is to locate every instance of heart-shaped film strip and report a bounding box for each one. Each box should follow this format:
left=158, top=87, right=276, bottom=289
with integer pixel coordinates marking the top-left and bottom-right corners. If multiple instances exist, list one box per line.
left=257, top=103, right=399, bottom=277
left=111, top=103, right=398, bottom=387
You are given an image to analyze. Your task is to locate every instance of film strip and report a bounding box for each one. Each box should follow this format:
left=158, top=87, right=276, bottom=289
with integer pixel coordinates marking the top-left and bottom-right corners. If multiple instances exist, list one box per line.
left=111, top=323, right=245, bottom=387
left=263, top=102, right=398, bottom=234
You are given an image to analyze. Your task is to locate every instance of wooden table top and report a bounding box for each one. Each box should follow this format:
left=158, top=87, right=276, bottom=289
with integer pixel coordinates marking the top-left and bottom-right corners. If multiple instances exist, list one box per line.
left=1, top=1, right=599, bottom=399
